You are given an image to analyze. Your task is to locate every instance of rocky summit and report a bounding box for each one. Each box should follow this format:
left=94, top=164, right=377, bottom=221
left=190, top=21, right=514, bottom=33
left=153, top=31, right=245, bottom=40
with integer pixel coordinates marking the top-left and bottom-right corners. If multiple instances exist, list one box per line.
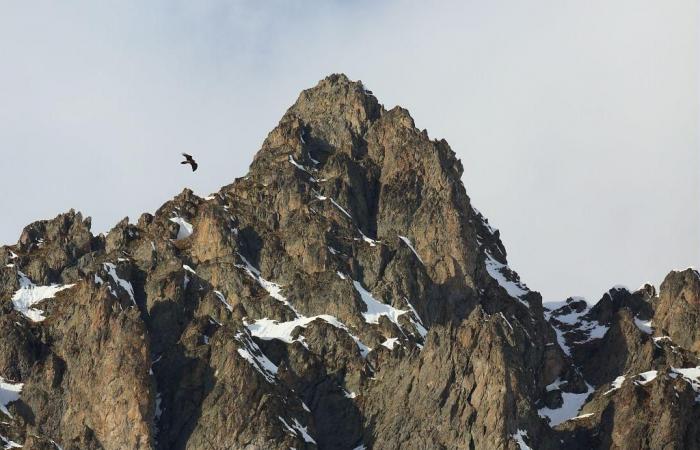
left=0, top=74, right=698, bottom=450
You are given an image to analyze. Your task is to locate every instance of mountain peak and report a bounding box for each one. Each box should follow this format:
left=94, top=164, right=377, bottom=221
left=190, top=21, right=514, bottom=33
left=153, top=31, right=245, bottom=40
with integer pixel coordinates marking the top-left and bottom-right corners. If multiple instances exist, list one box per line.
left=285, top=74, right=383, bottom=139
left=1, top=76, right=698, bottom=450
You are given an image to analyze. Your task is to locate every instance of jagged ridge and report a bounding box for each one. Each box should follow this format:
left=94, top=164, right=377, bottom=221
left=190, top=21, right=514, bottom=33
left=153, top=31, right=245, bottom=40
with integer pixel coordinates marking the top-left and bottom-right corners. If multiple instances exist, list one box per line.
left=0, top=74, right=698, bottom=450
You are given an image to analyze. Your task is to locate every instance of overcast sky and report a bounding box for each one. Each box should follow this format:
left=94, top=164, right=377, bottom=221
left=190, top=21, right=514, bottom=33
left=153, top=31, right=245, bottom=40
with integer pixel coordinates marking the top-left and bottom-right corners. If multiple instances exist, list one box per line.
left=1, top=0, right=698, bottom=302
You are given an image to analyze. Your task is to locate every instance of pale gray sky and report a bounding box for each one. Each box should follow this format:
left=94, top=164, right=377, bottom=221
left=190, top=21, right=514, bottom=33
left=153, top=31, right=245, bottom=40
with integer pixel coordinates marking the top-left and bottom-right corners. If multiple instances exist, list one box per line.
left=1, top=0, right=698, bottom=302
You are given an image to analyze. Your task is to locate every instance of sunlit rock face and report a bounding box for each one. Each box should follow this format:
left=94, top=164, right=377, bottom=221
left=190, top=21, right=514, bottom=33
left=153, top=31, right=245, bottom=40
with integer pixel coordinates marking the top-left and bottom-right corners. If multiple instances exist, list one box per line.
left=0, top=74, right=697, bottom=450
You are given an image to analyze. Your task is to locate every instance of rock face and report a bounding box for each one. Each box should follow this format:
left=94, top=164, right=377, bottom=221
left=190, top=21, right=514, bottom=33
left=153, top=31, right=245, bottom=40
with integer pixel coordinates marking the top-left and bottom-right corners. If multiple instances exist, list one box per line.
left=654, top=269, right=700, bottom=352
left=0, top=74, right=698, bottom=450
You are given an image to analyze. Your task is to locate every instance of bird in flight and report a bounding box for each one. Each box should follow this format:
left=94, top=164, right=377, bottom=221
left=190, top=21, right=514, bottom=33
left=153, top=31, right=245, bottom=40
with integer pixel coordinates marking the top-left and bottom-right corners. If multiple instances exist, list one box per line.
left=181, top=153, right=198, bottom=172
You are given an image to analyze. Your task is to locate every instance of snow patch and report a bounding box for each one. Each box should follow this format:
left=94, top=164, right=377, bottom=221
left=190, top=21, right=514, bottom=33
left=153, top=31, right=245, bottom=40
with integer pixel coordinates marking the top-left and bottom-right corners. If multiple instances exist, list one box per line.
left=547, top=324, right=576, bottom=357
left=11, top=272, right=75, bottom=322
left=246, top=317, right=322, bottom=343
left=352, top=280, right=407, bottom=328
left=604, top=376, right=626, bottom=395
left=585, top=322, right=610, bottom=340
left=635, top=370, right=658, bottom=386
left=398, top=235, right=424, bottom=264
left=278, top=417, right=316, bottom=444
left=235, top=331, right=278, bottom=384
left=344, top=389, right=357, bottom=399
left=512, top=429, right=531, bottom=450
left=169, top=217, right=193, bottom=240
left=0, top=435, right=22, bottom=449
left=538, top=383, right=593, bottom=426
left=633, top=317, right=653, bottom=335
left=236, top=253, right=299, bottom=316
left=484, top=251, right=529, bottom=308
left=670, top=367, right=700, bottom=401
left=653, top=336, right=673, bottom=346
left=214, top=290, right=233, bottom=312
left=278, top=416, right=297, bottom=436
left=410, top=321, right=428, bottom=339
left=381, top=337, right=399, bottom=350
left=0, top=377, right=23, bottom=418
left=329, top=198, right=352, bottom=219
left=246, top=315, right=370, bottom=357
left=291, top=418, right=316, bottom=444
left=672, top=367, right=700, bottom=380
left=288, top=155, right=318, bottom=182
left=358, top=230, right=379, bottom=247
left=104, top=263, right=135, bottom=305
left=498, top=311, right=514, bottom=331
left=545, top=300, right=610, bottom=356
left=402, top=297, right=428, bottom=339
left=545, top=378, right=566, bottom=392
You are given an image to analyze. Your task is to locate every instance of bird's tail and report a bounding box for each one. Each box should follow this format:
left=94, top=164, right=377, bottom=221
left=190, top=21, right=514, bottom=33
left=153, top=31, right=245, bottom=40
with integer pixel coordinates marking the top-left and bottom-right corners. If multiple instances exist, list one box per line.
left=180, top=161, right=188, bottom=164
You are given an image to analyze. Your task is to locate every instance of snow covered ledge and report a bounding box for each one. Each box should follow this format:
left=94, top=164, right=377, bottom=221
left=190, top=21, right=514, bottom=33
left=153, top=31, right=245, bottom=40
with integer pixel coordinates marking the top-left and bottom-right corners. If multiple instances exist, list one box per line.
left=12, top=271, right=75, bottom=322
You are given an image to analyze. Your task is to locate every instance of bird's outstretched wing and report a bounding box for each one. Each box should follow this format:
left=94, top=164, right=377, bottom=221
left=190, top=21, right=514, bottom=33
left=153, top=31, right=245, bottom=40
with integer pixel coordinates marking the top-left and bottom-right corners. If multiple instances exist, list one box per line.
left=180, top=153, right=197, bottom=171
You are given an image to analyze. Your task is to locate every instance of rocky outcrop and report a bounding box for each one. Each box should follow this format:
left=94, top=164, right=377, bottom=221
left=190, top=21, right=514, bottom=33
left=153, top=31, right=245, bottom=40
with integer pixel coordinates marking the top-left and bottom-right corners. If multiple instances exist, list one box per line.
left=544, top=277, right=700, bottom=449
left=654, top=269, right=700, bottom=352
left=361, top=306, right=550, bottom=449
left=0, top=74, right=697, bottom=449
left=558, top=369, right=700, bottom=449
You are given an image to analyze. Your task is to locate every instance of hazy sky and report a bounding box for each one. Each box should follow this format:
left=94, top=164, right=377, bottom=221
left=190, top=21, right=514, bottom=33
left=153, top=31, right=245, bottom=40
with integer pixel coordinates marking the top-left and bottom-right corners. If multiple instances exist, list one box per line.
left=1, top=1, right=698, bottom=302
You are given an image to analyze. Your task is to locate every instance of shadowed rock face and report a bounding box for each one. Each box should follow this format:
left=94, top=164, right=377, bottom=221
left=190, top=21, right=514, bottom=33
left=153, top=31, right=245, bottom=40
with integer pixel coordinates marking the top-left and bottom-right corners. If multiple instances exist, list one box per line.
left=0, top=74, right=697, bottom=450
left=545, top=280, right=700, bottom=450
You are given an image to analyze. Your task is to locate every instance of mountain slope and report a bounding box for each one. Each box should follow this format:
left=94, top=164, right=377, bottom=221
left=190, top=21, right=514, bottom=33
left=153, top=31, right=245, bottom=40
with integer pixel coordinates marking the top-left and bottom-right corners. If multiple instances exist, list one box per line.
left=0, top=74, right=698, bottom=450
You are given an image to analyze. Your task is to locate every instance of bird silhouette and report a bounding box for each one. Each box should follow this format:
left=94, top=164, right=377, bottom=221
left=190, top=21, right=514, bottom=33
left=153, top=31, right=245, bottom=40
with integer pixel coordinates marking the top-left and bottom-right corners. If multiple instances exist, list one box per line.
left=181, top=153, right=198, bottom=171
